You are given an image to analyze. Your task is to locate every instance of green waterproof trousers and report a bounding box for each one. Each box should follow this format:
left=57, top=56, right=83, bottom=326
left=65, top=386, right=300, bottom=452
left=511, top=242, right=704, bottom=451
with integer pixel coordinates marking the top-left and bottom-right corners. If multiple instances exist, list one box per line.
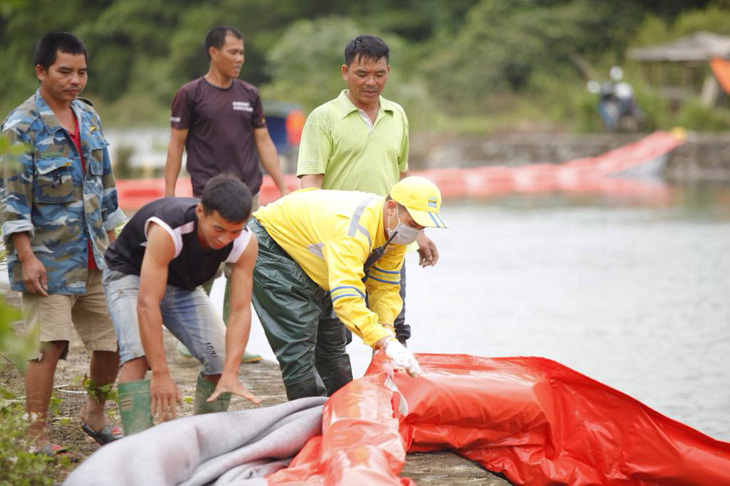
left=249, top=218, right=353, bottom=400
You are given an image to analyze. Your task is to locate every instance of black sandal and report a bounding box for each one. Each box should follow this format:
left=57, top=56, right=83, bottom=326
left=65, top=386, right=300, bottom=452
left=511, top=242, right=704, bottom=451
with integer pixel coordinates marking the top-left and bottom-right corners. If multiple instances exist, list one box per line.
left=81, top=423, right=123, bottom=445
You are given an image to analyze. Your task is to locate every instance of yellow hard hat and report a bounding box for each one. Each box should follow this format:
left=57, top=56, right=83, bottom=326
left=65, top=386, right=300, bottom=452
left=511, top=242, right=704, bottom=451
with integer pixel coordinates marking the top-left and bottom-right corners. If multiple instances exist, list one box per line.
left=390, top=176, right=448, bottom=229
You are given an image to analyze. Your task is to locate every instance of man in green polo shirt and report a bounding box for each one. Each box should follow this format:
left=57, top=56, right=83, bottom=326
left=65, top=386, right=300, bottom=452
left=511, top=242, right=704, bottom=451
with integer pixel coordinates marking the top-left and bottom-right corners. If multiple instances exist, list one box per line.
left=296, top=34, right=439, bottom=393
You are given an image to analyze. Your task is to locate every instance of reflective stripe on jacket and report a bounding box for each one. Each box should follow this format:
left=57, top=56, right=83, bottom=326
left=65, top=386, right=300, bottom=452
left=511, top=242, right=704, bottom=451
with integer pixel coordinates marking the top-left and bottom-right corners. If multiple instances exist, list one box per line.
left=254, top=188, right=405, bottom=347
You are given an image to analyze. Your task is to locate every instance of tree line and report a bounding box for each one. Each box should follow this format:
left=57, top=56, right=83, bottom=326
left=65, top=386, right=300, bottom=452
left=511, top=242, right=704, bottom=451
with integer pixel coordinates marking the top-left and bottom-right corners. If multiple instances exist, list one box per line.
left=1, top=0, right=728, bottom=131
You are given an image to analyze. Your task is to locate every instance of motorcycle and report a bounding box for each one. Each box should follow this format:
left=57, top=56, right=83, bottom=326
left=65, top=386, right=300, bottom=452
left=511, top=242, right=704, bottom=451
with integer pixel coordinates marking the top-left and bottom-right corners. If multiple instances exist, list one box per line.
left=587, top=66, right=645, bottom=132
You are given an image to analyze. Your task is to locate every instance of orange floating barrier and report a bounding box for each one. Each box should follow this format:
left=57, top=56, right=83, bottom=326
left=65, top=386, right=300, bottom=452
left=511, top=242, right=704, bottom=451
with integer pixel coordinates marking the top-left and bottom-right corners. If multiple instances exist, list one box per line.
left=116, top=131, right=686, bottom=212
left=465, top=166, right=515, bottom=198
left=417, top=168, right=468, bottom=199
left=116, top=178, right=191, bottom=212
left=512, top=163, right=561, bottom=193
left=257, top=174, right=299, bottom=205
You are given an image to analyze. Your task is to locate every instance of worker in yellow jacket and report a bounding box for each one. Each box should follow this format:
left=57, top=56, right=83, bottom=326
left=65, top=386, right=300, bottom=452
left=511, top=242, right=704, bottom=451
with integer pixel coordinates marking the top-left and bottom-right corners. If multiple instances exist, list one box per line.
left=250, top=176, right=448, bottom=399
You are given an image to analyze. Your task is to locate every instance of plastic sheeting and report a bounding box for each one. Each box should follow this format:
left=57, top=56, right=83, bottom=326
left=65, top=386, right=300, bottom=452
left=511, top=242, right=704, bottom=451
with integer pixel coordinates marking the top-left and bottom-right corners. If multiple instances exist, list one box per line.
left=268, top=353, right=730, bottom=485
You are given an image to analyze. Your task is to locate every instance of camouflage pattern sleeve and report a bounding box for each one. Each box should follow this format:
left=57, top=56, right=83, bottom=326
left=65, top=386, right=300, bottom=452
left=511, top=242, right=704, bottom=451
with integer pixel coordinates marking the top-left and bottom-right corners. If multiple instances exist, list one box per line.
left=1, top=125, right=35, bottom=243
left=93, top=112, right=125, bottom=231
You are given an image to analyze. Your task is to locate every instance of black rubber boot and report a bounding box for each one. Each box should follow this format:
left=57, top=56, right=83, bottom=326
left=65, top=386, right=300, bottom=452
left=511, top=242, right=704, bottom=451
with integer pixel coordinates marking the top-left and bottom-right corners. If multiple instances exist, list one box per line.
left=394, top=322, right=411, bottom=347
left=285, top=375, right=327, bottom=401
left=316, top=357, right=354, bottom=396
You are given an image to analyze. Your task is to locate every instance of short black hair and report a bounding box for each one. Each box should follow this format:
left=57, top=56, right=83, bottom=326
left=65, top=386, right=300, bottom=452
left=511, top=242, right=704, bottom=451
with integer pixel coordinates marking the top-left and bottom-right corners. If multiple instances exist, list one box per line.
left=34, top=32, right=87, bottom=71
left=344, top=34, right=389, bottom=66
left=200, top=174, right=252, bottom=223
left=205, top=26, right=243, bottom=60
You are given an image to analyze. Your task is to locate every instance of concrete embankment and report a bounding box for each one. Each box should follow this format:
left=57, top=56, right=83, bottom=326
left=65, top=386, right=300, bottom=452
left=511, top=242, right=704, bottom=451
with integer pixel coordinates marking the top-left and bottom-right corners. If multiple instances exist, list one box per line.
left=410, top=132, right=730, bottom=179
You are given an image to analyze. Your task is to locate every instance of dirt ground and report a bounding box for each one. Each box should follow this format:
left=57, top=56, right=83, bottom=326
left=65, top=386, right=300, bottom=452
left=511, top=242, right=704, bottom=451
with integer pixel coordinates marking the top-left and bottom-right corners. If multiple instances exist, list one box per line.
left=1, top=324, right=509, bottom=485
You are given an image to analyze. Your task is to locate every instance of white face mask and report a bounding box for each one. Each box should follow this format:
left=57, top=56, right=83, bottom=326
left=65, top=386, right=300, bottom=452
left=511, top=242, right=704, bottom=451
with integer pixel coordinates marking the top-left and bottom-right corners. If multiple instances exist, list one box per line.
left=387, top=208, right=423, bottom=245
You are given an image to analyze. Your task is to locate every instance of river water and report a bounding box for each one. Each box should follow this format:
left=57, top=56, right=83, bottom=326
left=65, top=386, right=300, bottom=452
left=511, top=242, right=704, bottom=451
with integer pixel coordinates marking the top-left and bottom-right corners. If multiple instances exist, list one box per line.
left=234, top=181, right=730, bottom=442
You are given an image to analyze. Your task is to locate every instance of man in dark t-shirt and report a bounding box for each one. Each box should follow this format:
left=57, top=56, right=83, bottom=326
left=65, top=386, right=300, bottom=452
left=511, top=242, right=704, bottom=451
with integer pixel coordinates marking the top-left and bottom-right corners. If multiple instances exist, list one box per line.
left=164, top=25, right=288, bottom=201
left=103, top=175, right=261, bottom=435
left=167, top=76, right=266, bottom=196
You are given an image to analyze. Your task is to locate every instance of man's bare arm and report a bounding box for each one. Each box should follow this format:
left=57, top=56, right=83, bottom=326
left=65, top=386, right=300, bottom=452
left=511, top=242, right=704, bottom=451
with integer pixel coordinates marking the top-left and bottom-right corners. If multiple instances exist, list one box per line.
left=300, top=174, right=323, bottom=189
left=137, top=223, right=180, bottom=421
left=254, top=127, right=289, bottom=197
left=164, top=127, right=189, bottom=197
left=207, top=235, right=262, bottom=405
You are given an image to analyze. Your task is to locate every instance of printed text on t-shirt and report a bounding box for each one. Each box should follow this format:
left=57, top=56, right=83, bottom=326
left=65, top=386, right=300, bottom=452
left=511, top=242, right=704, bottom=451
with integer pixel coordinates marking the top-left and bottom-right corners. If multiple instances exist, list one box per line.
left=232, top=101, right=253, bottom=112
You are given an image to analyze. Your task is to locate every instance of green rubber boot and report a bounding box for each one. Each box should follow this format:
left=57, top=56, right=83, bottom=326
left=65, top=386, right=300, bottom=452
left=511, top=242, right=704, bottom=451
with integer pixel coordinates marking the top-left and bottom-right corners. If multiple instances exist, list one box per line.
left=177, top=341, right=193, bottom=358
left=193, top=372, right=231, bottom=415
left=117, top=379, right=153, bottom=435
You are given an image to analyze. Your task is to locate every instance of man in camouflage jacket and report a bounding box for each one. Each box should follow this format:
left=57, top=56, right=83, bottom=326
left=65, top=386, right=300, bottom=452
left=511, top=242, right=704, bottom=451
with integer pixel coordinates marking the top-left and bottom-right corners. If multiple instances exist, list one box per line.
left=1, top=32, right=126, bottom=453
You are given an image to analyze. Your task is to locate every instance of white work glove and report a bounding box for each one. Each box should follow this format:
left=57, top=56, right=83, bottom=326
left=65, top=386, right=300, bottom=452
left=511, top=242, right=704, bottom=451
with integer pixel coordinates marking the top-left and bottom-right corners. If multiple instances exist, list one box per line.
left=384, top=338, right=422, bottom=378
